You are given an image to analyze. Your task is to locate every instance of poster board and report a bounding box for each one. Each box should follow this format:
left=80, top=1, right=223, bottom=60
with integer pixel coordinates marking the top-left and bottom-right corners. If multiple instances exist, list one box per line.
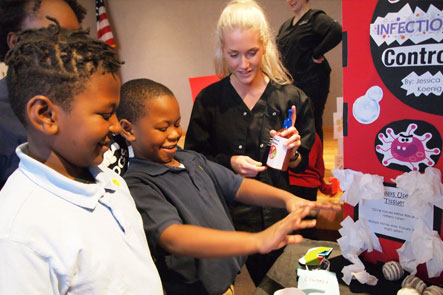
left=342, top=0, right=443, bottom=284
left=188, top=75, right=219, bottom=102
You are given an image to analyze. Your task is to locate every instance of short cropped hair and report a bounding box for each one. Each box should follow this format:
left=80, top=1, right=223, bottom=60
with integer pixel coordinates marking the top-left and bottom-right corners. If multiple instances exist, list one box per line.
left=0, top=0, right=86, bottom=61
left=118, top=78, right=174, bottom=123
left=5, top=20, right=121, bottom=125
left=214, top=0, right=292, bottom=85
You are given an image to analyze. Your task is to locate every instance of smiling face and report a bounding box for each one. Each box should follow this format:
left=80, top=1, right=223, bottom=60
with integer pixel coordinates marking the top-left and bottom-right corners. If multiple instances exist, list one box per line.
left=222, top=28, right=265, bottom=87
left=131, top=95, right=182, bottom=166
left=50, top=72, right=121, bottom=175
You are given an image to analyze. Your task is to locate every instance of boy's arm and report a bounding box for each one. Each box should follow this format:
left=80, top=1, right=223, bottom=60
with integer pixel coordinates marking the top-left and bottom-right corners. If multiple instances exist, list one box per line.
left=235, top=178, right=341, bottom=214
left=0, top=240, right=56, bottom=293
left=158, top=206, right=315, bottom=258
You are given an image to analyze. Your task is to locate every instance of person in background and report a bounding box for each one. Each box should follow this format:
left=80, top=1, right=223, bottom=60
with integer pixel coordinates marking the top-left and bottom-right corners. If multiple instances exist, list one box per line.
left=289, top=134, right=329, bottom=201
left=276, top=0, right=342, bottom=142
left=185, top=0, right=316, bottom=285
left=117, top=78, right=340, bottom=295
left=0, top=23, right=163, bottom=294
left=0, top=0, right=86, bottom=188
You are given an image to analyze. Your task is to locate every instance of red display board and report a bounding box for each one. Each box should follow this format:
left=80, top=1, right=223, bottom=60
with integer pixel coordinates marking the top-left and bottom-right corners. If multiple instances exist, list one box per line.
left=188, top=75, right=220, bottom=102
left=342, top=0, right=443, bottom=284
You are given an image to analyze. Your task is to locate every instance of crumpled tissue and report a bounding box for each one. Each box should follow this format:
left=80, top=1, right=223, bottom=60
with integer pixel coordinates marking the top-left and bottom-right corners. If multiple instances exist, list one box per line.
left=332, top=169, right=384, bottom=206
left=338, top=216, right=381, bottom=285
left=394, top=167, right=443, bottom=217
left=397, top=219, right=443, bottom=278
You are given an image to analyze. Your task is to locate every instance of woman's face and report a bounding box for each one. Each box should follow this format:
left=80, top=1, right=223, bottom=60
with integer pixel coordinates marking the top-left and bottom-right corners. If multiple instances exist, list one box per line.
left=222, top=28, right=265, bottom=87
left=286, top=0, right=309, bottom=14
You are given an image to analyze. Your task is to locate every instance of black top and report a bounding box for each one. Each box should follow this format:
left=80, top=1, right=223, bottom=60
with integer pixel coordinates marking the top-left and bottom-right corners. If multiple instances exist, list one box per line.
left=185, top=76, right=315, bottom=191
left=123, top=149, right=245, bottom=295
left=0, top=78, right=26, bottom=188
left=185, top=77, right=315, bottom=233
left=276, top=9, right=342, bottom=86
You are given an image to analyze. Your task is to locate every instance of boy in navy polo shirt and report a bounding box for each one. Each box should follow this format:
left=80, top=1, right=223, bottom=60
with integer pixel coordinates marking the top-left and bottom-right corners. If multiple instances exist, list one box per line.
left=118, top=78, right=340, bottom=295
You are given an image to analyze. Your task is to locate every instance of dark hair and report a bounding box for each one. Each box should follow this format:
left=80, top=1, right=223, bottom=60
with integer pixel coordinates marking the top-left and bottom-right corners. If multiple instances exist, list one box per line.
left=0, top=0, right=86, bottom=61
left=5, top=20, right=122, bottom=125
left=118, top=78, right=174, bottom=123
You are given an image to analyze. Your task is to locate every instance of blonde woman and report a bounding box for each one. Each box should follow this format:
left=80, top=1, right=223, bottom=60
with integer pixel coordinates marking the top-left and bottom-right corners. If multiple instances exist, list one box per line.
left=185, top=0, right=316, bottom=285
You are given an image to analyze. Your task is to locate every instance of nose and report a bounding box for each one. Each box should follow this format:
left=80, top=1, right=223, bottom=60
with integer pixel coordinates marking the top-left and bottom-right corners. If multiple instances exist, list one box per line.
left=168, top=126, right=182, bottom=141
left=109, top=113, right=122, bottom=135
left=240, top=55, right=250, bottom=69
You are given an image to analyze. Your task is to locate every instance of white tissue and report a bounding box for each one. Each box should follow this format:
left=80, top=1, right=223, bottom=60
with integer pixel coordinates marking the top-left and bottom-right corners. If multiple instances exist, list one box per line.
left=394, top=167, right=443, bottom=218
left=338, top=216, right=381, bottom=285
left=341, top=253, right=378, bottom=286
left=332, top=169, right=384, bottom=206
left=397, top=219, right=443, bottom=278
left=338, top=216, right=382, bottom=259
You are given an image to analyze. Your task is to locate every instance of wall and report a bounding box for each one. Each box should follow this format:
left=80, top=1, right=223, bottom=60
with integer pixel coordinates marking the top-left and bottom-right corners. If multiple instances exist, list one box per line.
left=79, top=0, right=343, bottom=130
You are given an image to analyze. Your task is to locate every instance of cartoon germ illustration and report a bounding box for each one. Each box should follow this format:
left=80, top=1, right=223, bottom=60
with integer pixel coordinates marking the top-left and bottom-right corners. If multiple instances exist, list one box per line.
left=376, top=123, right=440, bottom=171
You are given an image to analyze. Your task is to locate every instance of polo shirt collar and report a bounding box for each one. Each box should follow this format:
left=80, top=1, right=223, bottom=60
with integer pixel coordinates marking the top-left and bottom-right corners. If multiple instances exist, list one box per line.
left=16, top=143, right=116, bottom=210
left=128, top=150, right=193, bottom=176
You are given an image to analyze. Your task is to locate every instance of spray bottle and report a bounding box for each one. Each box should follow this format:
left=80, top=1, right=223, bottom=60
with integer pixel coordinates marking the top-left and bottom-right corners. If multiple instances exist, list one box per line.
left=266, top=109, right=293, bottom=171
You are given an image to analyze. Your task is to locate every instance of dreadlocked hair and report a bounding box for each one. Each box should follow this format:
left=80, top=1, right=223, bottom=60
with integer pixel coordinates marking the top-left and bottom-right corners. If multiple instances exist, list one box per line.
left=5, top=18, right=122, bottom=126
left=0, top=0, right=86, bottom=61
left=118, top=78, right=174, bottom=123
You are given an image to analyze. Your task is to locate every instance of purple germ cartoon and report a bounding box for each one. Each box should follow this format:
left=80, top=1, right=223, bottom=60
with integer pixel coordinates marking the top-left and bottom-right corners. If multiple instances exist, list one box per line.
left=376, top=123, right=440, bottom=171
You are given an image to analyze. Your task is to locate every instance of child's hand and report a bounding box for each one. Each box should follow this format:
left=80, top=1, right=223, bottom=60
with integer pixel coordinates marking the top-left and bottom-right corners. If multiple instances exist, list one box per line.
left=254, top=207, right=316, bottom=254
left=285, top=196, right=342, bottom=214
left=231, top=155, right=266, bottom=177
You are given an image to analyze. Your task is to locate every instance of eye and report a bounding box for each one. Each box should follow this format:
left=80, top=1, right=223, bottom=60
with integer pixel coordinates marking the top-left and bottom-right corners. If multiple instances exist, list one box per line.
left=99, top=113, right=112, bottom=120
left=247, top=50, right=257, bottom=58
left=156, top=124, right=169, bottom=132
left=229, top=52, right=239, bottom=58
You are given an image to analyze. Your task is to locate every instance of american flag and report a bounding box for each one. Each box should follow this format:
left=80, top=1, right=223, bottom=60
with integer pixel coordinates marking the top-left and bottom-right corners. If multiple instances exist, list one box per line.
left=96, top=0, right=116, bottom=47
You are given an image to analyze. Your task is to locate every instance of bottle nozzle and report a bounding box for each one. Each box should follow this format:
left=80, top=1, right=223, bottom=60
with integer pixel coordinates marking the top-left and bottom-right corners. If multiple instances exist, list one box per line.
left=283, top=109, right=293, bottom=129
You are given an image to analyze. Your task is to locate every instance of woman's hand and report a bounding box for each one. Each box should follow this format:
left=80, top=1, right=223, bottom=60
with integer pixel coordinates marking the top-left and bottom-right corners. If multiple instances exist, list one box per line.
left=269, top=105, right=300, bottom=158
left=231, top=155, right=266, bottom=177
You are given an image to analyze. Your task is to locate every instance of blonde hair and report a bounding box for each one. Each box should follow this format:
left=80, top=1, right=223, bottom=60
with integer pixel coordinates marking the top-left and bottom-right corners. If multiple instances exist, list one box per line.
left=214, top=0, right=292, bottom=85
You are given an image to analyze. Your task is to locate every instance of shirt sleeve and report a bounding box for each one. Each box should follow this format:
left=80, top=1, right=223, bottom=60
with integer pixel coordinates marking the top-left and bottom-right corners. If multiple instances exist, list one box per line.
left=203, top=156, right=243, bottom=204
left=0, top=239, right=56, bottom=294
left=311, top=12, right=342, bottom=60
left=125, top=177, right=183, bottom=251
left=184, top=88, right=232, bottom=169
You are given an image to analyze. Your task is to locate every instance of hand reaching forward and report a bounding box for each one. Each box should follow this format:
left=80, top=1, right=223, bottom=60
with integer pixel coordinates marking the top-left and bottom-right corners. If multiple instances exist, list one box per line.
left=254, top=205, right=316, bottom=254
left=284, top=195, right=342, bottom=223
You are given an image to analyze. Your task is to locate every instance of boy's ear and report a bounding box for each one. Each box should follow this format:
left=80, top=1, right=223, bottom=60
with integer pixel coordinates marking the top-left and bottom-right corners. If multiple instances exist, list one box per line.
left=119, top=119, right=136, bottom=142
left=26, top=95, right=59, bottom=135
left=7, top=32, right=18, bottom=50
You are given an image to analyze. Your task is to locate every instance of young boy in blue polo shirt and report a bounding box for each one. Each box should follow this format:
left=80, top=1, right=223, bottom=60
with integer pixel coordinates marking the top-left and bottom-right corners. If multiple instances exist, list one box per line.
left=0, top=24, right=163, bottom=294
left=117, top=78, right=340, bottom=295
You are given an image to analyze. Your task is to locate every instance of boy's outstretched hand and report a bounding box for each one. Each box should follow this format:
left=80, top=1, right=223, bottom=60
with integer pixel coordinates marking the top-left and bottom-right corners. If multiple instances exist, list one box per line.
left=254, top=205, right=316, bottom=254
left=285, top=196, right=342, bottom=222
